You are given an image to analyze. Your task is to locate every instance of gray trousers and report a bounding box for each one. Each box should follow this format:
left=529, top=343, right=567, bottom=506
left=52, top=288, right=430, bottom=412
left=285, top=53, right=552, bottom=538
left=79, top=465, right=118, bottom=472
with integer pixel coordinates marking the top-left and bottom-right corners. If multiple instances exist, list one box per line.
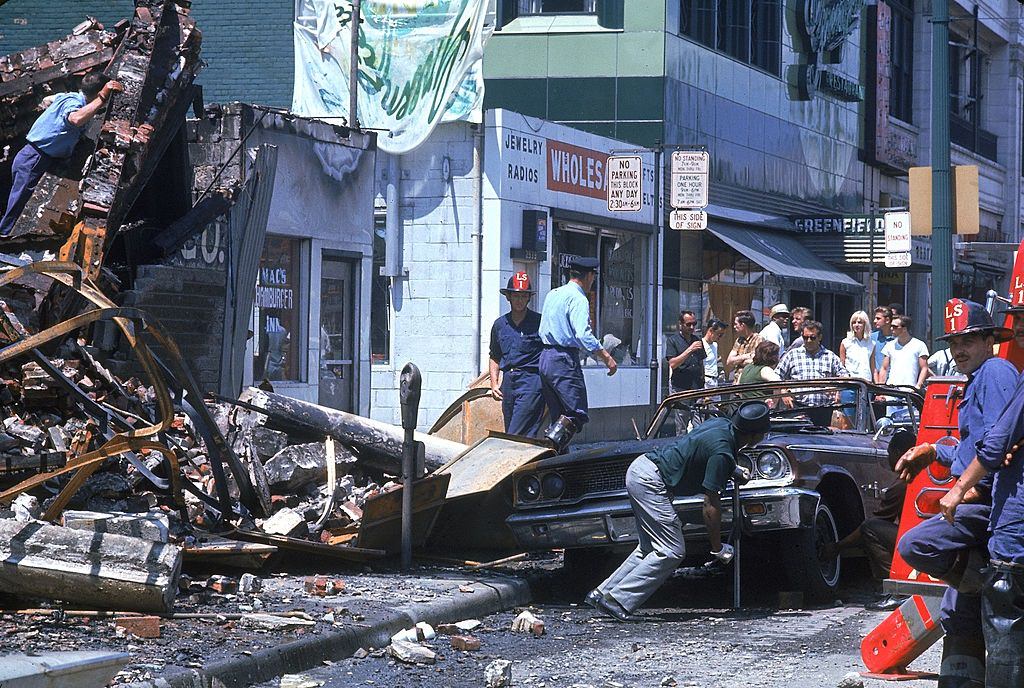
left=598, top=454, right=686, bottom=613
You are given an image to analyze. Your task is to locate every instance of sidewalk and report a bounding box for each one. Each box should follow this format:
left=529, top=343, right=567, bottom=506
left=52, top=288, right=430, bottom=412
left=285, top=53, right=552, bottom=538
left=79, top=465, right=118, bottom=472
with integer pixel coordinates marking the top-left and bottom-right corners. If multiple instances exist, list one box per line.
left=0, top=568, right=533, bottom=688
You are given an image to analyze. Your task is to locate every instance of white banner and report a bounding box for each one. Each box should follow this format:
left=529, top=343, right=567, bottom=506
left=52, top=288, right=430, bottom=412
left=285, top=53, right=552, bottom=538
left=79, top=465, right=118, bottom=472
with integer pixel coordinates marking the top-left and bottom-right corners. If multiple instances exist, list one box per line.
left=292, top=0, right=491, bottom=154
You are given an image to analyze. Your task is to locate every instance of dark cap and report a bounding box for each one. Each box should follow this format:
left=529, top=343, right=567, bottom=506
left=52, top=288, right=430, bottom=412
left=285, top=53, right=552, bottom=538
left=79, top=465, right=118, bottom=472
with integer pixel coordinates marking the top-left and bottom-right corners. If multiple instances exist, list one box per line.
left=567, top=256, right=599, bottom=273
left=937, top=298, right=1013, bottom=342
left=1002, top=288, right=1024, bottom=316
left=500, top=271, right=534, bottom=295
left=732, top=401, right=771, bottom=435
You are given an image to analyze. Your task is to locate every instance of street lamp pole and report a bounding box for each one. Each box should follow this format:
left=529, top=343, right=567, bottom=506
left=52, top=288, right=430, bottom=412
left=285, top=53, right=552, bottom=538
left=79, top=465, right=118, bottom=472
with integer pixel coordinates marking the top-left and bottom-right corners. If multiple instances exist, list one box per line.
left=348, top=0, right=361, bottom=130
left=930, top=0, right=952, bottom=344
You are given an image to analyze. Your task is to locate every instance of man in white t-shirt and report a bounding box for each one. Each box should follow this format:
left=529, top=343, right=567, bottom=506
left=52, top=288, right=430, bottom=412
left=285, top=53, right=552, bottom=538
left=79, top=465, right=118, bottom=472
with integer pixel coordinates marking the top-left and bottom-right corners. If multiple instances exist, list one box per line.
left=701, top=318, right=728, bottom=387
left=879, top=314, right=930, bottom=389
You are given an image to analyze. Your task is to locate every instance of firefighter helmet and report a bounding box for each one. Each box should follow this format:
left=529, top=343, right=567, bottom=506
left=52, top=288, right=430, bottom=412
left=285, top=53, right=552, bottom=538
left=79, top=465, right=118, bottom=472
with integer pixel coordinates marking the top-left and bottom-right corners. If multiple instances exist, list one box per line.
left=500, top=271, right=534, bottom=295
left=938, top=298, right=1013, bottom=342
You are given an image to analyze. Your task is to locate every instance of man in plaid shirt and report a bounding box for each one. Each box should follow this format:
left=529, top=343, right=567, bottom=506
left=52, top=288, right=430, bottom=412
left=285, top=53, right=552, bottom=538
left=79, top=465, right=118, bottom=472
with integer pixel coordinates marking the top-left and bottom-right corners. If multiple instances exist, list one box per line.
left=777, top=319, right=849, bottom=424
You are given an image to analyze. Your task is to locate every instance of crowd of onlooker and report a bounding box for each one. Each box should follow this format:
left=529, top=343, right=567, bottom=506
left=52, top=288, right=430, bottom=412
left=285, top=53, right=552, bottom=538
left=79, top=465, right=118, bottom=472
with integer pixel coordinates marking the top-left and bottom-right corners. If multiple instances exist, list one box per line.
left=666, top=302, right=948, bottom=398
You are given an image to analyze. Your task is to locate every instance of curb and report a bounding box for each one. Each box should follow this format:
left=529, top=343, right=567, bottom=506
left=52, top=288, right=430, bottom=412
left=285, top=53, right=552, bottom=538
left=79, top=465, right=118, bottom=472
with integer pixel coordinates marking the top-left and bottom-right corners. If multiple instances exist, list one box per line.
left=121, top=575, right=534, bottom=688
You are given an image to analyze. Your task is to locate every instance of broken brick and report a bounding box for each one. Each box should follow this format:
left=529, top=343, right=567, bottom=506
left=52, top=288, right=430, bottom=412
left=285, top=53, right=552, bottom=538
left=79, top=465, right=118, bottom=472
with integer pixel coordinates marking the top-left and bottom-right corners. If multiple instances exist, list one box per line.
left=450, top=635, right=481, bottom=651
left=114, top=615, right=161, bottom=638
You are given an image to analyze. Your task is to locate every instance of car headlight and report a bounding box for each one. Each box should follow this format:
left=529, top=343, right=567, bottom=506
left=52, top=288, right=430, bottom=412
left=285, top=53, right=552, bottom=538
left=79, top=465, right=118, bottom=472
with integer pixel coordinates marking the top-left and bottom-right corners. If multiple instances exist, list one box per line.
left=755, top=450, right=790, bottom=480
left=736, top=453, right=755, bottom=475
left=541, top=472, right=565, bottom=499
left=518, top=475, right=541, bottom=502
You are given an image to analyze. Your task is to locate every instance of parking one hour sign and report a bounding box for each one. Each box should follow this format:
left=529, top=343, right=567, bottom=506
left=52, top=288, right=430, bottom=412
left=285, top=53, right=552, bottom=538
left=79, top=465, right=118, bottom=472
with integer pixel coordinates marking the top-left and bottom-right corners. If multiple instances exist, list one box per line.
left=606, top=155, right=642, bottom=211
left=670, top=150, right=709, bottom=209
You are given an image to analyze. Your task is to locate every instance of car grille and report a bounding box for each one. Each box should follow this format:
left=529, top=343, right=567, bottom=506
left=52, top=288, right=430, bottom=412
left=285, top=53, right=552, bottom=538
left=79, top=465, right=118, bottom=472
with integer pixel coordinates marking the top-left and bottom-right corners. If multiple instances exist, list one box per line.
left=558, top=457, right=632, bottom=501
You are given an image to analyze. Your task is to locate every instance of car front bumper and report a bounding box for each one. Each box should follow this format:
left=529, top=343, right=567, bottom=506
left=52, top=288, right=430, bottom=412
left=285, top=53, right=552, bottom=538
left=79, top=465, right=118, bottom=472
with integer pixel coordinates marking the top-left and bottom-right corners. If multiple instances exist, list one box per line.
left=506, top=487, right=821, bottom=550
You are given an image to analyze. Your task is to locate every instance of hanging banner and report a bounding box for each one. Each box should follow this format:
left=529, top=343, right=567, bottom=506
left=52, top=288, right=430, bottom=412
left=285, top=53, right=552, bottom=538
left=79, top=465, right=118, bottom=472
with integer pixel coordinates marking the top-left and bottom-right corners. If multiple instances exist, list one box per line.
left=292, top=0, right=491, bottom=155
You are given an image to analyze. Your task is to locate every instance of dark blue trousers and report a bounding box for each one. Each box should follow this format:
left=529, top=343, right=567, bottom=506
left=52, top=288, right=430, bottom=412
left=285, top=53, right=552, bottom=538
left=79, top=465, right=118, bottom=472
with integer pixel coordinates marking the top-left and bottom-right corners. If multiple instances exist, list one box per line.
left=1, top=143, right=53, bottom=237
left=539, top=346, right=589, bottom=429
left=501, top=369, right=548, bottom=438
left=896, top=504, right=991, bottom=636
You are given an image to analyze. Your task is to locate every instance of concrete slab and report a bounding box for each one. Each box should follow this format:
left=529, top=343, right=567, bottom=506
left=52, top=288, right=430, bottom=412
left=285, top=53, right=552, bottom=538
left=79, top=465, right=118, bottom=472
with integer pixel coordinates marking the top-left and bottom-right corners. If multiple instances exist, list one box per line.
left=0, top=651, right=129, bottom=687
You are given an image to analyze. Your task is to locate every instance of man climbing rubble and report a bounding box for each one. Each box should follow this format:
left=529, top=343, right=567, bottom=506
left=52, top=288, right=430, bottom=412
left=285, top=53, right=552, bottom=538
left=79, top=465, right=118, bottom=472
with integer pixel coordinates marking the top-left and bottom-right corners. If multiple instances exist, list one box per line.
left=0, top=72, right=122, bottom=237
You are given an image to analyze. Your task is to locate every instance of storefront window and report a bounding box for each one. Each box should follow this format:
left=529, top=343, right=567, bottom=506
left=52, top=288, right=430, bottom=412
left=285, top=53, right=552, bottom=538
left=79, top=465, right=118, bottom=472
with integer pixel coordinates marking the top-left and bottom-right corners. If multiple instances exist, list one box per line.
left=253, top=236, right=303, bottom=382
left=552, top=223, right=647, bottom=365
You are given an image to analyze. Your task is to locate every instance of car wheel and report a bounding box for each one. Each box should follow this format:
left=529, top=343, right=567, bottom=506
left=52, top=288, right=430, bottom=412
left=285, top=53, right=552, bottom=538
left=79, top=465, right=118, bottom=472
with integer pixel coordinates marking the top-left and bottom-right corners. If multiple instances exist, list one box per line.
left=782, top=501, right=841, bottom=602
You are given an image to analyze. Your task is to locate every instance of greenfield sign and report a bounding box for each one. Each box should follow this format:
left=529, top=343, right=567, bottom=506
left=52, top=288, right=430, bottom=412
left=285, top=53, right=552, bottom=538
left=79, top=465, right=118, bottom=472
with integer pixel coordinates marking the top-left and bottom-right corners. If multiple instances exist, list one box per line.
left=293, top=0, right=491, bottom=154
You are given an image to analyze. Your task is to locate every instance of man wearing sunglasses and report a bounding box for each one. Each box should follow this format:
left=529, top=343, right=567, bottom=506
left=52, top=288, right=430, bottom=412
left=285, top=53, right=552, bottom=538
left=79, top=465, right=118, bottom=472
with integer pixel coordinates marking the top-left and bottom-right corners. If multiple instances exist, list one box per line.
left=776, top=320, right=848, bottom=427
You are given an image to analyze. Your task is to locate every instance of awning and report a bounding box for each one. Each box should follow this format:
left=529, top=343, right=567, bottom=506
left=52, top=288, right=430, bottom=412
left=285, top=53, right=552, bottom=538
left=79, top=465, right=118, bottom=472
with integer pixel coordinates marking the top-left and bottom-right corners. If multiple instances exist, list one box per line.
left=707, top=222, right=863, bottom=294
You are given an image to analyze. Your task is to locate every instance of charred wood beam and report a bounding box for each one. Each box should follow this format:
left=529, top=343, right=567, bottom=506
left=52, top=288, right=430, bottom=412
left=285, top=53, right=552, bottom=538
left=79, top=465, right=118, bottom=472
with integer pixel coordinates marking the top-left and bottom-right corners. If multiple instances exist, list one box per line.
left=240, top=389, right=466, bottom=476
left=147, top=191, right=232, bottom=259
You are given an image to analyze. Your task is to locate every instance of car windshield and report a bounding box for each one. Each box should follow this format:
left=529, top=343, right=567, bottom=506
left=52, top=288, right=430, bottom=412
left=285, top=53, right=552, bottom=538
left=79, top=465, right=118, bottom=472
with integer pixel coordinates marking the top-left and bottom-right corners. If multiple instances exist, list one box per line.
left=647, top=379, right=918, bottom=439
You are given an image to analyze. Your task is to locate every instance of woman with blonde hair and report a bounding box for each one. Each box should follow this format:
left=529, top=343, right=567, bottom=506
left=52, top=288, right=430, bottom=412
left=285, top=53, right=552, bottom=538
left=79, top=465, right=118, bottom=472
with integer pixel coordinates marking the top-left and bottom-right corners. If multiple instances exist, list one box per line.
left=839, top=310, right=875, bottom=382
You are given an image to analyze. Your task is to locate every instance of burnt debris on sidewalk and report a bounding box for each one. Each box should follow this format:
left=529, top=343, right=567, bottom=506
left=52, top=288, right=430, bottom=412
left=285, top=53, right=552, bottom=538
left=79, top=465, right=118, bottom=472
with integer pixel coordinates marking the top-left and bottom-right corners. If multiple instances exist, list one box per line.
left=0, top=0, right=542, bottom=627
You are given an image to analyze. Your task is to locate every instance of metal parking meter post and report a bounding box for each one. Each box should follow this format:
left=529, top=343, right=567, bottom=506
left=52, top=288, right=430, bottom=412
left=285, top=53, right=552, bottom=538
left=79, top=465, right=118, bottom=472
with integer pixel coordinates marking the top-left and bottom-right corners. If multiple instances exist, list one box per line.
left=732, top=480, right=741, bottom=609
left=399, top=363, right=422, bottom=571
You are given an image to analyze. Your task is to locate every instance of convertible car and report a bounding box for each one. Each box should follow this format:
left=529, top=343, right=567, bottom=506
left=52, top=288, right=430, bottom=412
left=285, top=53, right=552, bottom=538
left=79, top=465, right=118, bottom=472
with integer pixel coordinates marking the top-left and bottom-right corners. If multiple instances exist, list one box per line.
left=505, top=378, right=923, bottom=600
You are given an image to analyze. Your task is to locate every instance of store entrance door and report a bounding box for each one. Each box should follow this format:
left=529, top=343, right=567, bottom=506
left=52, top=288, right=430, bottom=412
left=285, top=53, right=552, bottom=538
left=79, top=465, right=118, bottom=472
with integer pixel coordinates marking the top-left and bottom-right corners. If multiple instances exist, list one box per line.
left=318, top=255, right=358, bottom=412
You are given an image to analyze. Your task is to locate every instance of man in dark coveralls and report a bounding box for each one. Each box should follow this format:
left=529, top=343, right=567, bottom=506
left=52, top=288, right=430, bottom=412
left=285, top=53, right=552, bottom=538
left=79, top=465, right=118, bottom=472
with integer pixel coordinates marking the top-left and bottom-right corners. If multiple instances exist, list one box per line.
left=586, top=401, right=770, bottom=622
left=894, top=299, right=1018, bottom=687
left=538, top=256, right=617, bottom=450
left=939, top=299, right=1024, bottom=687
left=488, top=272, right=547, bottom=437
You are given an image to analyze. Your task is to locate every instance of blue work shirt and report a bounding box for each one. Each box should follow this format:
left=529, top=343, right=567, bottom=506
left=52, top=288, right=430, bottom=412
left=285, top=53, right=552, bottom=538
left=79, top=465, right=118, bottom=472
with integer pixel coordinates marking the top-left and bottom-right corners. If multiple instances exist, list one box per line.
left=489, top=309, right=542, bottom=371
left=538, top=282, right=602, bottom=353
left=976, top=371, right=1024, bottom=563
left=26, top=92, right=87, bottom=158
left=870, top=330, right=894, bottom=372
left=935, top=356, right=1018, bottom=481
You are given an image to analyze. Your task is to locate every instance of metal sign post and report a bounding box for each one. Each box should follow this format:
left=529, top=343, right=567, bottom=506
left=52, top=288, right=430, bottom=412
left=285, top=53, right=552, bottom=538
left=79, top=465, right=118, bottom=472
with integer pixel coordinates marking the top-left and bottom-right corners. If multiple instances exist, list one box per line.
left=399, top=362, right=422, bottom=570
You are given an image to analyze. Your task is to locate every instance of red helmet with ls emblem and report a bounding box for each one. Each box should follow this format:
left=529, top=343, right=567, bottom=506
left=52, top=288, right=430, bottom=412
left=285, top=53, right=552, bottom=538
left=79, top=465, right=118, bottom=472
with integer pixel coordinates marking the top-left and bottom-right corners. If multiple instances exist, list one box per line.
left=500, top=271, right=534, bottom=295
left=938, top=298, right=1013, bottom=342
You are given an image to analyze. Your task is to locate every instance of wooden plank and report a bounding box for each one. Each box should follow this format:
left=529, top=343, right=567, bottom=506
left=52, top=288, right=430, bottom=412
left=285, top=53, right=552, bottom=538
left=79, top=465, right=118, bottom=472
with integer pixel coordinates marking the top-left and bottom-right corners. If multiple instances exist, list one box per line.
left=224, top=529, right=386, bottom=563
left=357, top=473, right=450, bottom=553
left=436, top=433, right=553, bottom=500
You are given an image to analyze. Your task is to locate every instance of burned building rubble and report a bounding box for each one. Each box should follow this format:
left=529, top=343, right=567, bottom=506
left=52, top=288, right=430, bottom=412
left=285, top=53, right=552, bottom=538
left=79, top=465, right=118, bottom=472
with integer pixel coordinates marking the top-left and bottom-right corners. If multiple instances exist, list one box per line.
left=0, top=0, right=498, bottom=618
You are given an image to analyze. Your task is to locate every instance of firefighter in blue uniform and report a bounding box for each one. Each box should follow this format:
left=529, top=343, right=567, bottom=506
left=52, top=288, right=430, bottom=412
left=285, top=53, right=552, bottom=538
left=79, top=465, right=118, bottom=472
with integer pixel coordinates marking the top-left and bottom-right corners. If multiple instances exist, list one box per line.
left=939, top=300, right=1024, bottom=688
left=488, top=272, right=548, bottom=437
left=538, top=256, right=617, bottom=450
left=894, top=299, right=1018, bottom=687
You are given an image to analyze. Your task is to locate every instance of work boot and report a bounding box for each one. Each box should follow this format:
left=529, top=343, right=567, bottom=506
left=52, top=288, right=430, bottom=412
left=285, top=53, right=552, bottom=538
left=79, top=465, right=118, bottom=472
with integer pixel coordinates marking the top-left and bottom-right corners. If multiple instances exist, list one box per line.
left=865, top=593, right=909, bottom=612
left=937, top=634, right=986, bottom=688
left=982, top=565, right=1024, bottom=688
left=544, top=415, right=577, bottom=452
left=943, top=548, right=987, bottom=593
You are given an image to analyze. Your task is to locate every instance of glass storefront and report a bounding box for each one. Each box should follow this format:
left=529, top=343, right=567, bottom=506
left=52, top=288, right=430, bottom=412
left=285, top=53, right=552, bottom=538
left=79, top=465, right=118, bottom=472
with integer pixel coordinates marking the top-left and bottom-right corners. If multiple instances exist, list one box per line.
left=551, top=222, right=647, bottom=365
left=253, top=235, right=303, bottom=382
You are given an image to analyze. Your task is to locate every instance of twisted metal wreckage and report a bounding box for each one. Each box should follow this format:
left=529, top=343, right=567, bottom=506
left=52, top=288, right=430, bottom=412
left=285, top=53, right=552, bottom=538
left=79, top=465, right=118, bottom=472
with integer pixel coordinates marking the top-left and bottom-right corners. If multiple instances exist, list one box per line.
left=0, top=1, right=282, bottom=573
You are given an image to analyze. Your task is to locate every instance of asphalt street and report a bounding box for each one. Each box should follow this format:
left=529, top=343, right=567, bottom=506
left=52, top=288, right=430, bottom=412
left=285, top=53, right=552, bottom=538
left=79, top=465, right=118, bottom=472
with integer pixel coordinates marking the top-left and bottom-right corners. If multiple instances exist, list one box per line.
left=259, top=562, right=945, bottom=688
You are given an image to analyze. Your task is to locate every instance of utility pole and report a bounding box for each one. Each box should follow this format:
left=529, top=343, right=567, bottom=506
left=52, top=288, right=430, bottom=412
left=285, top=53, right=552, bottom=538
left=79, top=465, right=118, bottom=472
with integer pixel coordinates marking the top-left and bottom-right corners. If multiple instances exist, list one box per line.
left=930, top=0, right=952, bottom=344
left=348, top=0, right=361, bottom=130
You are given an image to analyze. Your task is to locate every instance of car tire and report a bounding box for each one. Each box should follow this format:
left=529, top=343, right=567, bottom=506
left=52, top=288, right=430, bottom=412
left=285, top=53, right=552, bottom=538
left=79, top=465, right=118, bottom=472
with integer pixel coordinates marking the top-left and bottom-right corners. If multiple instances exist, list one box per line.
left=782, top=501, right=841, bottom=603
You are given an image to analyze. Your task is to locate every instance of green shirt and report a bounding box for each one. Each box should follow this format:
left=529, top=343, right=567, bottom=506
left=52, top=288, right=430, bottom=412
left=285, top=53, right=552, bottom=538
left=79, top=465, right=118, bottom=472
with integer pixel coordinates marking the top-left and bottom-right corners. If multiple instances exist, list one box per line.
left=649, top=417, right=738, bottom=496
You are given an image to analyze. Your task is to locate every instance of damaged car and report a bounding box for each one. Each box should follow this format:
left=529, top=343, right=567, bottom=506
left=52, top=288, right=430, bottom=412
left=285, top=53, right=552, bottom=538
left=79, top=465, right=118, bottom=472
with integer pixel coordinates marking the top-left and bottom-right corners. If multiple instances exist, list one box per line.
left=506, top=378, right=922, bottom=600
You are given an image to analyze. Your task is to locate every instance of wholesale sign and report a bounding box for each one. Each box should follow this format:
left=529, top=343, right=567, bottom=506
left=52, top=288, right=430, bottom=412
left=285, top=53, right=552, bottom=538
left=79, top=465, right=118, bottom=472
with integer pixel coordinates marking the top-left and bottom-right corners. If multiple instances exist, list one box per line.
left=546, top=140, right=607, bottom=201
left=292, top=0, right=491, bottom=155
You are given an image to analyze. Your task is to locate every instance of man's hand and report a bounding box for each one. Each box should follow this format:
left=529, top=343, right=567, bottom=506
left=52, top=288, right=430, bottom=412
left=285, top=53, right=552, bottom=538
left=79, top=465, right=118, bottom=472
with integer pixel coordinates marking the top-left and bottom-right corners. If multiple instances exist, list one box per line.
left=712, top=543, right=735, bottom=564
left=939, top=487, right=966, bottom=524
left=606, top=357, right=618, bottom=376
left=895, top=443, right=936, bottom=482
left=99, top=80, right=124, bottom=101
left=685, top=340, right=703, bottom=356
left=489, top=385, right=503, bottom=401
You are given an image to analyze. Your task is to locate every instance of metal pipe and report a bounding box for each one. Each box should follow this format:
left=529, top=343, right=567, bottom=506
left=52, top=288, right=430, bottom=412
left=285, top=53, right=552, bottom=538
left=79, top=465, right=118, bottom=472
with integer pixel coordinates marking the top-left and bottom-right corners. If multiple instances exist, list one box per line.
left=384, top=154, right=401, bottom=277
left=472, top=125, right=484, bottom=375
left=348, top=0, right=360, bottom=130
left=930, top=0, right=953, bottom=344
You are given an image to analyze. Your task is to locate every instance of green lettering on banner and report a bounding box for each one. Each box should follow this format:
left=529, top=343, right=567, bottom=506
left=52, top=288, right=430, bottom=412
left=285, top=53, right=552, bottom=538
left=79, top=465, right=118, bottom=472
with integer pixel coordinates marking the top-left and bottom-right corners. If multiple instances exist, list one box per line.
left=295, top=0, right=490, bottom=155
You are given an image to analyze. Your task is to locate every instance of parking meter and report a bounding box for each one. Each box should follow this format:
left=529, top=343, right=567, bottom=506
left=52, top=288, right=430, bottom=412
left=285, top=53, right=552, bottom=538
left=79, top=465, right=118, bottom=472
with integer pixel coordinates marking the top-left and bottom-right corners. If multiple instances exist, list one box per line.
left=399, top=363, right=421, bottom=569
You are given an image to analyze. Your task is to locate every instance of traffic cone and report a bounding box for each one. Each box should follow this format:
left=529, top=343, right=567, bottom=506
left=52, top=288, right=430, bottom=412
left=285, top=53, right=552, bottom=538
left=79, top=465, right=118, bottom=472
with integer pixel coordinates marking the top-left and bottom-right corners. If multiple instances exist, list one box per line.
left=861, top=594, right=944, bottom=678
